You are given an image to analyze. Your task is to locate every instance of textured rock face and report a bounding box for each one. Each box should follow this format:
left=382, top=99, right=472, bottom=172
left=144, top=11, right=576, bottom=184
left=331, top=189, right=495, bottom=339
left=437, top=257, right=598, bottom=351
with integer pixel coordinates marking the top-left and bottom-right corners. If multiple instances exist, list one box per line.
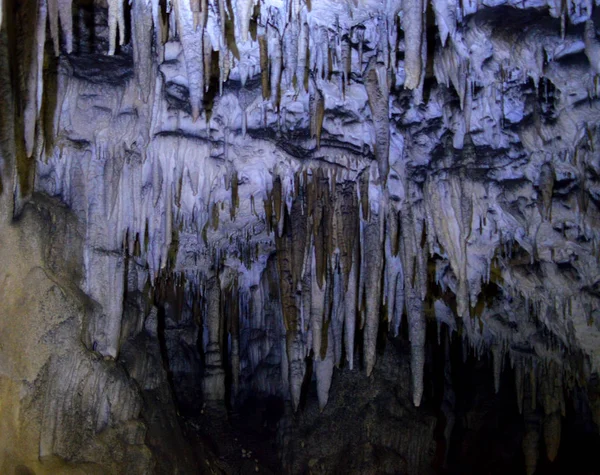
left=1, top=0, right=600, bottom=472
left=0, top=194, right=151, bottom=472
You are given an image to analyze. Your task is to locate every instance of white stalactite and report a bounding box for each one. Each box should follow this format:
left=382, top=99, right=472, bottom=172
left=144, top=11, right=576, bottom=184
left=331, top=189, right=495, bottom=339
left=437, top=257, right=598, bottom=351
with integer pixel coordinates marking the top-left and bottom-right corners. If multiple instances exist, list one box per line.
left=151, top=0, right=165, bottom=61
left=315, top=324, right=334, bottom=410
left=584, top=20, right=600, bottom=74
left=365, top=59, right=390, bottom=180
left=401, top=201, right=427, bottom=406
left=174, top=0, right=205, bottom=121
left=238, top=0, right=253, bottom=43
left=108, top=0, right=125, bottom=56
left=296, top=12, right=308, bottom=91
left=402, top=0, right=424, bottom=90
left=432, top=0, right=457, bottom=46
left=132, top=0, right=154, bottom=102
left=288, top=329, right=306, bottom=410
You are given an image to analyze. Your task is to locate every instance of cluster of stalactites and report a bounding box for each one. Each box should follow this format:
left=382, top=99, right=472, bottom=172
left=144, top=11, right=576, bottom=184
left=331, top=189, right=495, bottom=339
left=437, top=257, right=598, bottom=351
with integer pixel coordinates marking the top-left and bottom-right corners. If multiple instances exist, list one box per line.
left=137, top=148, right=599, bottom=413
left=98, top=0, right=413, bottom=120
left=16, top=0, right=600, bottom=433
left=435, top=295, right=596, bottom=475
left=154, top=163, right=429, bottom=410
left=515, top=356, right=576, bottom=475
left=170, top=166, right=598, bottom=422
left=17, top=0, right=600, bottom=173
left=195, top=167, right=430, bottom=411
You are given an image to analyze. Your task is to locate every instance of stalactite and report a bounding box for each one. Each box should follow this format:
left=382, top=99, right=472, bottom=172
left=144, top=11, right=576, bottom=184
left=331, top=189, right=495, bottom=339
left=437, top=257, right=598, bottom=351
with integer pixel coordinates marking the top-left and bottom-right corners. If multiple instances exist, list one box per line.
left=220, top=49, right=231, bottom=96
left=400, top=203, right=427, bottom=406
left=539, top=362, right=563, bottom=461
left=523, top=391, right=541, bottom=475
left=364, top=58, right=390, bottom=181
left=283, top=20, right=298, bottom=90
left=315, top=323, right=334, bottom=410
left=307, top=170, right=329, bottom=289
left=341, top=35, right=350, bottom=87
left=515, top=359, right=524, bottom=414
left=492, top=343, right=502, bottom=394
left=308, top=80, right=325, bottom=148
left=427, top=173, right=471, bottom=318
left=24, top=0, right=46, bottom=158
left=357, top=27, right=364, bottom=71
left=331, top=181, right=359, bottom=369
left=57, top=0, right=72, bottom=54
left=218, top=0, right=226, bottom=47
left=402, top=0, right=424, bottom=90
left=432, top=0, right=457, bottom=46
left=202, top=275, right=226, bottom=400
left=238, top=0, right=253, bottom=43
left=273, top=175, right=284, bottom=237
left=259, top=34, right=270, bottom=100
left=174, top=0, right=204, bottom=121
left=48, top=0, right=59, bottom=55
left=288, top=325, right=306, bottom=411
left=228, top=280, right=241, bottom=399
left=296, top=11, right=308, bottom=92
left=132, top=0, right=154, bottom=103
left=585, top=20, right=600, bottom=73
left=301, top=245, right=312, bottom=334
left=331, top=265, right=344, bottom=368
left=203, top=29, right=212, bottom=94
left=275, top=198, right=307, bottom=410
left=538, top=162, right=554, bottom=221
left=363, top=213, right=383, bottom=377
left=529, top=365, right=537, bottom=411
left=268, top=24, right=282, bottom=110
left=151, top=0, right=164, bottom=60
left=108, top=0, right=125, bottom=56
left=391, top=270, right=405, bottom=336
left=522, top=423, right=540, bottom=475
left=344, top=236, right=358, bottom=370
left=407, top=287, right=425, bottom=406
left=310, top=248, right=325, bottom=359
left=338, top=181, right=358, bottom=289
left=543, top=411, right=561, bottom=462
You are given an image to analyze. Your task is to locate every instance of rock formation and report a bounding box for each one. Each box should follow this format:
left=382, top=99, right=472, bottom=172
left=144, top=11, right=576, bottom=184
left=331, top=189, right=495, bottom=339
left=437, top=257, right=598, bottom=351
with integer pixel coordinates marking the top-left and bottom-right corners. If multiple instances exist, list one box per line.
left=1, top=0, right=600, bottom=472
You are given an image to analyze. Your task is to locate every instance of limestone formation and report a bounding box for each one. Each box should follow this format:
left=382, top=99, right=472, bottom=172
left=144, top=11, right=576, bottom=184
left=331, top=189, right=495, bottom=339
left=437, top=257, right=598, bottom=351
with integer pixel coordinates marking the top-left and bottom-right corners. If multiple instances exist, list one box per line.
left=1, top=0, right=600, bottom=472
